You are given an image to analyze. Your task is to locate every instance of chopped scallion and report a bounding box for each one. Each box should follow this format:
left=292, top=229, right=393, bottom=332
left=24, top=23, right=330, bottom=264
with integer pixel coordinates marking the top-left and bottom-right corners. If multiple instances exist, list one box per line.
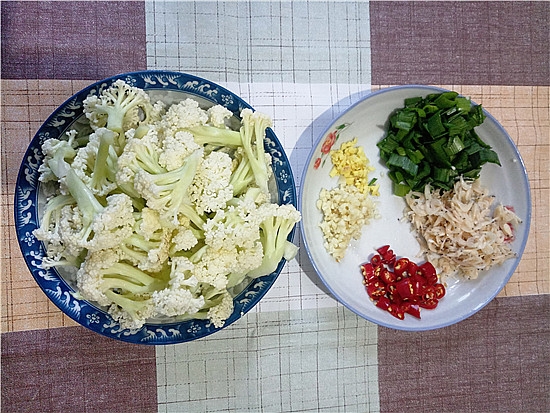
left=377, top=91, right=500, bottom=196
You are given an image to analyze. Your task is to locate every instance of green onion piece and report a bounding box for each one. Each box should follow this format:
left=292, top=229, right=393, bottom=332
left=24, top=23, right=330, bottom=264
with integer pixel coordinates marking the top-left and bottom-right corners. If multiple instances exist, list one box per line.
left=422, top=104, right=439, bottom=115
left=455, top=96, right=471, bottom=113
left=463, top=168, right=481, bottom=179
left=445, top=136, right=465, bottom=157
left=429, top=138, right=452, bottom=167
left=433, top=167, right=456, bottom=183
left=377, top=135, right=400, bottom=154
left=405, top=97, right=423, bottom=107
left=433, top=91, right=459, bottom=109
left=393, top=183, right=411, bottom=197
left=406, top=148, right=424, bottom=164
left=387, top=153, right=419, bottom=176
left=392, top=109, right=417, bottom=131
left=425, top=113, right=446, bottom=138
left=470, top=148, right=501, bottom=166
left=396, top=146, right=406, bottom=157
left=446, top=115, right=469, bottom=136
left=469, top=105, right=486, bottom=126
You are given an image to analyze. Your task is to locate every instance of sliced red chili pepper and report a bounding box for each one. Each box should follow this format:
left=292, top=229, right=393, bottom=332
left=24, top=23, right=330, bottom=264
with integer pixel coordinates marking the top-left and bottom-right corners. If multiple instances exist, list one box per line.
left=395, top=278, right=415, bottom=300
left=388, top=290, right=403, bottom=306
left=379, top=268, right=396, bottom=285
left=427, top=274, right=439, bottom=286
left=370, top=254, right=383, bottom=267
left=407, top=261, right=418, bottom=277
left=418, top=262, right=438, bottom=285
left=387, top=303, right=405, bottom=320
left=381, top=249, right=395, bottom=264
left=361, top=263, right=376, bottom=282
left=408, top=274, right=426, bottom=300
left=375, top=296, right=391, bottom=311
left=401, top=302, right=421, bottom=319
left=418, top=298, right=438, bottom=309
left=366, top=280, right=386, bottom=299
left=394, top=258, right=410, bottom=278
left=434, top=283, right=446, bottom=299
left=422, top=285, right=437, bottom=302
left=362, top=246, right=443, bottom=320
left=384, top=283, right=403, bottom=304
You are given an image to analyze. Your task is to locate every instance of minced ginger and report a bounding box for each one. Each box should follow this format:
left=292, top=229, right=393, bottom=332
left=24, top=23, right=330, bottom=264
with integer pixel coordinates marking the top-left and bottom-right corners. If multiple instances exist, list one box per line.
left=329, top=137, right=379, bottom=196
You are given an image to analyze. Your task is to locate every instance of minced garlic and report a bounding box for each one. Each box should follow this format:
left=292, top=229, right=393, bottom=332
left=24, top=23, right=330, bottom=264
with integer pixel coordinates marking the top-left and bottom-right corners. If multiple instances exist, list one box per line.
left=317, top=184, right=379, bottom=262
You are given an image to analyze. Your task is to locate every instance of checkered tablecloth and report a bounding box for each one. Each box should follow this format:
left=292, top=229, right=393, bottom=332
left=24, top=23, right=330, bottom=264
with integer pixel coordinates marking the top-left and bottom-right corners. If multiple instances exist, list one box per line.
left=1, top=2, right=549, bottom=412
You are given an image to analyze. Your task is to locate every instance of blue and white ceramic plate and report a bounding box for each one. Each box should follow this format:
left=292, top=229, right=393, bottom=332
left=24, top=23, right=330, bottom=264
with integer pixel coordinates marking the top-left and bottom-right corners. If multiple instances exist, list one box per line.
left=15, top=71, right=297, bottom=344
left=300, top=85, right=531, bottom=331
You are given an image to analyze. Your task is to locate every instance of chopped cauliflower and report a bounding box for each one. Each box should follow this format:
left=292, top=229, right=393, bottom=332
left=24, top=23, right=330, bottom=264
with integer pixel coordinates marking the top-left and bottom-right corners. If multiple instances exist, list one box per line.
left=152, top=257, right=205, bottom=317
left=158, top=130, right=201, bottom=171
left=160, top=98, right=209, bottom=134
left=171, top=226, right=199, bottom=252
left=190, top=150, right=234, bottom=214
left=207, top=291, right=234, bottom=328
left=207, top=105, right=233, bottom=128
left=71, top=127, right=119, bottom=196
left=34, top=80, right=301, bottom=331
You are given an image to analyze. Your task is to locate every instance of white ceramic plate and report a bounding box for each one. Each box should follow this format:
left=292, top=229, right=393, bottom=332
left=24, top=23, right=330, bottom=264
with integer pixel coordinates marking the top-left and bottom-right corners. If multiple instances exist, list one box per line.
left=300, top=85, right=531, bottom=331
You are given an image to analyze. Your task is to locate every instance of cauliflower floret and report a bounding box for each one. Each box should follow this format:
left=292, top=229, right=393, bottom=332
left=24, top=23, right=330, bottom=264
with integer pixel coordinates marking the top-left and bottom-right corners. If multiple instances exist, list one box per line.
left=33, top=194, right=79, bottom=267
left=158, top=130, right=201, bottom=171
left=70, top=127, right=119, bottom=197
left=207, top=291, right=234, bottom=328
left=150, top=100, right=167, bottom=123
left=83, top=79, right=153, bottom=133
left=171, top=226, right=199, bottom=252
left=120, top=207, right=172, bottom=272
left=38, top=130, right=78, bottom=183
left=58, top=192, right=135, bottom=255
left=246, top=202, right=302, bottom=278
left=88, top=193, right=136, bottom=251
left=76, top=248, right=122, bottom=306
left=203, top=204, right=261, bottom=251
left=77, top=248, right=168, bottom=330
left=136, top=207, right=163, bottom=240
left=190, top=150, right=234, bottom=214
left=152, top=288, right=204, bottom=318
left=207, top=105, right=233, bottom=128
left=160, top=98, right=209, bottom=134
left=121, top=228, right=172, bottom=273
left=191, top=247, right=233, bottom=291
left=116, top=127, right=164, bottom=189
left=107, top=300, right=155, bottom=330
left=133, top=148, right=203, bottom=228
left=152, top=257, right=205, bottom=317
